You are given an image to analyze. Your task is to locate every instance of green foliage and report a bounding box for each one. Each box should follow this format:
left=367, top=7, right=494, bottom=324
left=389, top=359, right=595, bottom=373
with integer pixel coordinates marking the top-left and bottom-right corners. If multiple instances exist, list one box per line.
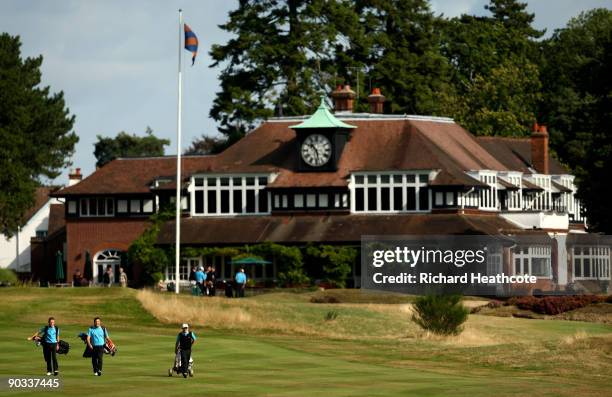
left=183, top=134, right=231, bottom=155
left=209, top=0, right=355, bottom=137
left=128, top=208, right=173, bottom=286
left=250, top=242, right=308, bottom=286
left=324, top=310, right=339, bottom=321
left=305, top=245, right=356, bottom=288
left=441, top=0, right=543, bottom=136
left=0, top=33, right=78, bottom=237
left=445, top=62, right=541, bottom=136
left=347, top=0, right=454, bottom=115
left=94, top=126, right=170, bottom=168
left=0, top=268, right=18, bottom=285
left=411, top=294, right=469, bottom=335
left=539, top=9, right=612, bottom=232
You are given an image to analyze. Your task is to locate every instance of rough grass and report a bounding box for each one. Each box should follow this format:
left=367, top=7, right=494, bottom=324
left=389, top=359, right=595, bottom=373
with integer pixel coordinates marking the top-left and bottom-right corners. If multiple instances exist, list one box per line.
left=0, top=287, right=611, bottom=396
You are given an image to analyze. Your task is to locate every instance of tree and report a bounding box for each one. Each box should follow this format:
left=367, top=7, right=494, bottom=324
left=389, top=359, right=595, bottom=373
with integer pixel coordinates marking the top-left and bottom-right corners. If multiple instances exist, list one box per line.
left=0, top=33, right=78, bottom=237
left=441, top=0, right=544, bottom=135
left=183, top=134, right=230, bottom=155
left=539, top=9, right=612, bottom=232
left=344, top=0, right=453, bottom=115
left=209, top=0, right=357, bottom=137
left=93, top=127, right=169, bottom=168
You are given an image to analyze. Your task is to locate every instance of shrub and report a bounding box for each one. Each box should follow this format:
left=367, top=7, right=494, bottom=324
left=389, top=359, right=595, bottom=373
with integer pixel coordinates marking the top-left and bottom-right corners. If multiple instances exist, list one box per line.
left=507, top=295, right=605, bottom=315
left=0, top=269, right=18, bottom=286
left=305, top=245, right=356, bottom=288
left=310, top=295, right=340, bottom=304
left=411, top=294, right=469, bottom=335
left=324, top=310, right=339, bottom=321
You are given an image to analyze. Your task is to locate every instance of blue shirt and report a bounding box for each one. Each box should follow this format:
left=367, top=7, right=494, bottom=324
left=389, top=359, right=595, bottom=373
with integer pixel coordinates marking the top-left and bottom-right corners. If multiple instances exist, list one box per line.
left=195, top=270, right=206, bottom=283
left=235, top=272, right=247, bottom=284
left=39, top=326, right=59, bottom=344
left=88, top=326, right=108, bottom=347
left=175, top=331, right=197, bottom=343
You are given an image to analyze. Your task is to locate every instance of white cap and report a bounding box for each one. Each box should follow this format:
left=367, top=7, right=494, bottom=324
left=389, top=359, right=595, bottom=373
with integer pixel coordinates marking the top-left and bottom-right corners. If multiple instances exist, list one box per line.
left=182, top=323, right=189, bottom=328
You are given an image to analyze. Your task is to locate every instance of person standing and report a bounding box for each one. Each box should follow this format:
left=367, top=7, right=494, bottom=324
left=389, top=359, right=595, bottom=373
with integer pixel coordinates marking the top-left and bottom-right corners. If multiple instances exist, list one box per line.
left=119, top=267, right=128, bottom=288
left=72, top=269, right=83, bottom=287
left=103, top=265, right=113, bottom=287
left=29, top=317, right=60, bottom=376
left=234, top=267, right=247, bottom=298
left=175, top=324, right=196, bottom=378
left=87, top=317, right=109, bottom=376
left=205, top=265, right=216, bottom=296
left=195, top=266, right=206, bottom=296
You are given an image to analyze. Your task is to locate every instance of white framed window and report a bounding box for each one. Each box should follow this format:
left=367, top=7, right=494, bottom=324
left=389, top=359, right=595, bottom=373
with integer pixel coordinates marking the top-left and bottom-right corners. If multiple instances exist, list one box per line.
left=574, top=246, right=610, bottom=280
left=67, top=200, right=77, bottom=214
left=79, top=198, right=115, bottom=217
left=130, top=199, right=141, bottom=213
left=294, top=194, right=304, bottom=208
left=117, top=200, right=128, bottom=213
left=143, top=199, right=153, bottom=213
left=351, top=172, right=430, bottom=213
left=477, top=172, right=497, bottom=211
left=166, top=258, right=200, bottom=282
left=191, top=174, right=270, bottom=216
left=319, top=193, right=328, bottom=207
left=513, top=246, right=551, bottom=278
left=306, top=194, right=316, bottom=208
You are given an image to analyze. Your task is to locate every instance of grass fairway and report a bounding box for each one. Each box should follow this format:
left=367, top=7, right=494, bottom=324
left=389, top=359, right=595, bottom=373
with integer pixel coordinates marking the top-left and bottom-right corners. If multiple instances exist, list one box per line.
left=0, top=288, right=610, bottom=396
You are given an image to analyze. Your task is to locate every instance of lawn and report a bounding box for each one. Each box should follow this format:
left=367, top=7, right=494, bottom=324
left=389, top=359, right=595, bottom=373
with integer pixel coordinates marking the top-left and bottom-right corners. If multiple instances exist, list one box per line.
left=0, top=287, right=610, bottom=397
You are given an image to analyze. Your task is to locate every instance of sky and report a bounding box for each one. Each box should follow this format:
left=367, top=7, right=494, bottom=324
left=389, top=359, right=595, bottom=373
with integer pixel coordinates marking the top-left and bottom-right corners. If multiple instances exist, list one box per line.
left=1, top=0, right=611, bottom=185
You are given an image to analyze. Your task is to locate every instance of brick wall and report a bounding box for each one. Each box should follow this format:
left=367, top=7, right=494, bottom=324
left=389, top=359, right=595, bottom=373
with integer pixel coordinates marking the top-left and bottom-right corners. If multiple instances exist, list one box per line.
left=65, top=218, right=150, bottom=283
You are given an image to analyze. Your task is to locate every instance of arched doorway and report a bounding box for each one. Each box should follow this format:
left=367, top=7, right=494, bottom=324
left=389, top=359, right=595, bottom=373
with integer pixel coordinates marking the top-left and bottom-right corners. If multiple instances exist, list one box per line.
left=93, top=249, right=122, bottom=285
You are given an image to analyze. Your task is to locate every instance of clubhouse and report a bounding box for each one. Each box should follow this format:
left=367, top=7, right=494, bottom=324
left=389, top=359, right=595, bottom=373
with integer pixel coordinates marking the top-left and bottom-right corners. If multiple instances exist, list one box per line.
left=47, top=86, right=610, bottom=294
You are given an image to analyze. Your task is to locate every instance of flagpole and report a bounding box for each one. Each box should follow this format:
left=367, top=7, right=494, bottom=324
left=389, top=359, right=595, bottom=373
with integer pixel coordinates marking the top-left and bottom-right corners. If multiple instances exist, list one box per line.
left=175, top=9, right=183, bottom=294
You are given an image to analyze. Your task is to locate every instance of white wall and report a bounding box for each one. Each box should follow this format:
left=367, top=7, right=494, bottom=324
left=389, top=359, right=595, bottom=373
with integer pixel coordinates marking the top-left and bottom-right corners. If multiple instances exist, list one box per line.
left=0, top=198, right=61, bottom=272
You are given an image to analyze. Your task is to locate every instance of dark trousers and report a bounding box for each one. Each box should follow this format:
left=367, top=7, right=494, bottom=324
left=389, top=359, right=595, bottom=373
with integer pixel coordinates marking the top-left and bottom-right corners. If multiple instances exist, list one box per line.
left=196, top=282, right=205, bottom=295
left=180, top=349, right=191, bottom=374
left=236, top=283, right=245, bottom=298
left=42, top=343, right=58, bottom=373
left=92, top=346, right=104, bottom=373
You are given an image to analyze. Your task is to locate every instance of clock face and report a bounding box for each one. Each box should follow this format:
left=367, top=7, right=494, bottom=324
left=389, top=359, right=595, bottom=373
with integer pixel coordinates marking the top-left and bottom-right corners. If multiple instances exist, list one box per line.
left=301, top=134, right=332, bottom=167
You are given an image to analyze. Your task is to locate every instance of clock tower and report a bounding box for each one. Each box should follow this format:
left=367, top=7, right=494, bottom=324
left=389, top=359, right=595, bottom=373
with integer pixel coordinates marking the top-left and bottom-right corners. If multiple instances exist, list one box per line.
left=290, top=95, right=356, bottom=172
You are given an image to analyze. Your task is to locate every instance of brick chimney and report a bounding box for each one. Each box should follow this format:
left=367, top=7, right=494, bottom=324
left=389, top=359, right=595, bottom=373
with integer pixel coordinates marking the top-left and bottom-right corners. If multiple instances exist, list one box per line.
left=331, top=84, right=356, bottom=112
left=68, top=168, right=83, bottom=186
left=367, top=87, right=385, bottom=114
left=531, top=122, right=549, bottom=174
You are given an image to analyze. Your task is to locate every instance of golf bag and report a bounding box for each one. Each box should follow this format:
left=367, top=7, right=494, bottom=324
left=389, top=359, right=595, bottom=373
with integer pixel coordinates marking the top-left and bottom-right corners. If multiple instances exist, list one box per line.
left=57, top=340, right=70, bottom=355
left=30, top=337, right=69, bottom=354
left=78, top=329, right=117, bottom=358
left=168, top=350, right=194, bottom=377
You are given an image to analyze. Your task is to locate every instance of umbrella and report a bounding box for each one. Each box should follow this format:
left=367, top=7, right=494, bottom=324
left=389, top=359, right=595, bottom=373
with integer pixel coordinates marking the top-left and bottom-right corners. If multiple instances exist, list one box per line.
left=55, top=251, right=64, bottom=282
left=83, top=251, right=93, bottom=284
left=230, top=257, right=271, bottom=265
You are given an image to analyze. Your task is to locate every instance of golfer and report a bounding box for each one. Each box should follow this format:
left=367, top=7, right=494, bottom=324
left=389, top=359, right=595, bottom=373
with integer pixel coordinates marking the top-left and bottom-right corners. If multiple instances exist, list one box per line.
left=195, top=266, right=206, bottom=295
left=175, top=324, right=196, bottom=378
left=234, top=267, right=247, bottom=298
left=29, top=317, right=60, bottom=376
left=87, top=317, right=110, bottom=376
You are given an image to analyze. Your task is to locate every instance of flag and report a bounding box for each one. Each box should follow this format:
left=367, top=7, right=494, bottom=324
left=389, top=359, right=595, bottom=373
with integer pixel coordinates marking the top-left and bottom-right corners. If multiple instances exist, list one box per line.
left=184, top=23, right=198, bottom=65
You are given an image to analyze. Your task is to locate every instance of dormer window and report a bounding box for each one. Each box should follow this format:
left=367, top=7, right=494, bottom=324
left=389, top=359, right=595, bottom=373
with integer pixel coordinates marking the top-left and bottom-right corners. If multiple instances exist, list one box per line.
left=351, top=172, right=430, bottom=213
left=192, top=175, right=270, bottom=216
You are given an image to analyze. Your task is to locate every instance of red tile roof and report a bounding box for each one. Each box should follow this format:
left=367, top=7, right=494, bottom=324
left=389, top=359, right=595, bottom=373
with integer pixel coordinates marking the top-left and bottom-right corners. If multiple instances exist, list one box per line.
left=52, top=156, right=215, bottom=196
left=52, top=118, right=571, bottom=197
left=157, top=213, right=521, bottom=245
left=47, top=204, right=66, bottom=236
left=477, top=136, right=568, bottom=174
